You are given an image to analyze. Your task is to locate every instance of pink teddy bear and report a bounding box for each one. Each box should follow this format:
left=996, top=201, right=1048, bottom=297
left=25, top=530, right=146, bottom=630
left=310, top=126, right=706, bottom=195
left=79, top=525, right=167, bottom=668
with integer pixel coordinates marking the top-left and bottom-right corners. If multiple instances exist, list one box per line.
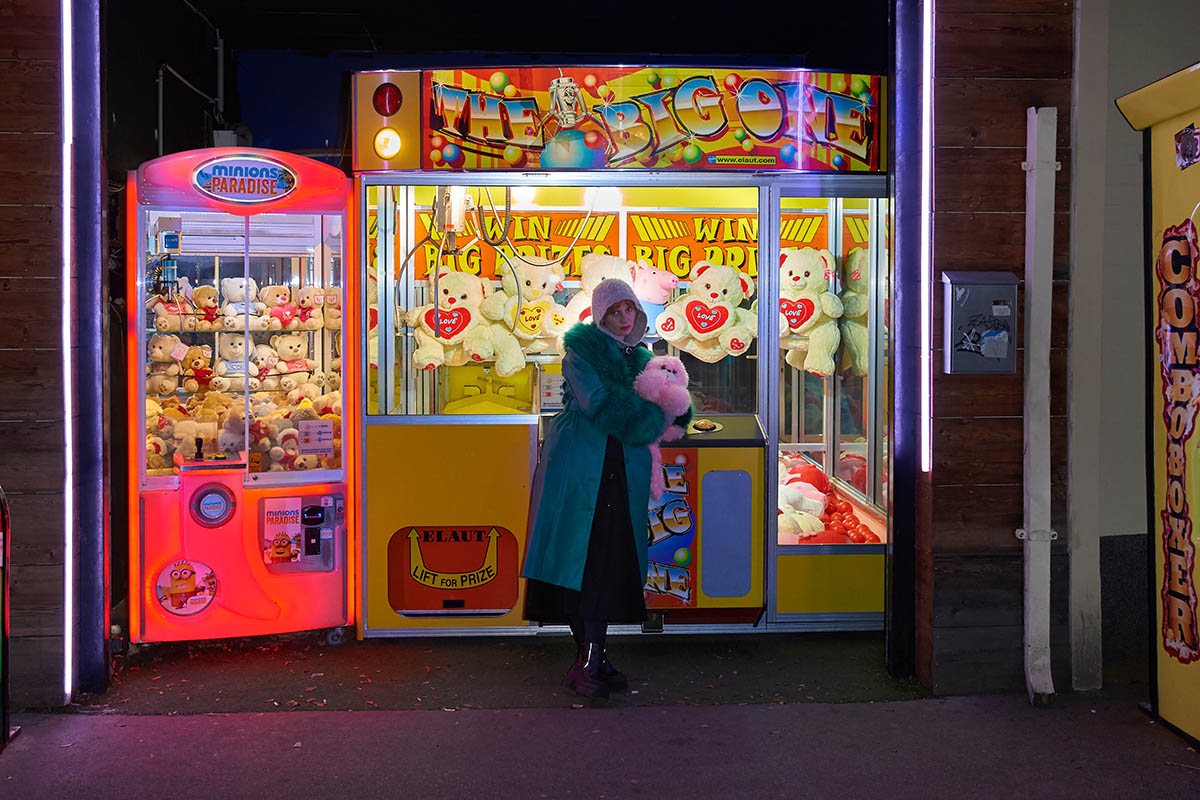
left=633, top=356, right=691, bottom=500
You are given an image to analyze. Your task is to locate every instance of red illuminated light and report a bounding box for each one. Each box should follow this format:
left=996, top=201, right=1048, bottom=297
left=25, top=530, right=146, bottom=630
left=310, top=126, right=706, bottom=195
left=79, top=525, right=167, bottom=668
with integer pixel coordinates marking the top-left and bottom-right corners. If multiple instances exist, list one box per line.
left=373, top=83, right=403, bottom=117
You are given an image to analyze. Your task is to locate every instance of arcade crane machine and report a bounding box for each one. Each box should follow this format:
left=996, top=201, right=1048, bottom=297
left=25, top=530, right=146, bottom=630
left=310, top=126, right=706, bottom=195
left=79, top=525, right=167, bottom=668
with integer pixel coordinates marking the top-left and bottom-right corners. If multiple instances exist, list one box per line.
left=126, top=147, right=356, bottom=645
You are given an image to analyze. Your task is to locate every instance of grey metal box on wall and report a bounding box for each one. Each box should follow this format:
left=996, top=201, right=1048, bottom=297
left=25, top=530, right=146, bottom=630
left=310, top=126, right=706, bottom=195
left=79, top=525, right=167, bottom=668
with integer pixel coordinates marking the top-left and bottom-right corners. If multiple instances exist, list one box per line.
left=941, top=271, right=1020, bottom=374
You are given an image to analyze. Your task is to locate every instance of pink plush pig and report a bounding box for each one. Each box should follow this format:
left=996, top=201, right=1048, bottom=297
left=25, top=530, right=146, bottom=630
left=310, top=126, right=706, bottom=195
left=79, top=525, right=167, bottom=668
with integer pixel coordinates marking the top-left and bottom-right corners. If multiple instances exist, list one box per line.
left=633, top=356, right=691, bottom=500
left=631, top=260, right=680, bottom=304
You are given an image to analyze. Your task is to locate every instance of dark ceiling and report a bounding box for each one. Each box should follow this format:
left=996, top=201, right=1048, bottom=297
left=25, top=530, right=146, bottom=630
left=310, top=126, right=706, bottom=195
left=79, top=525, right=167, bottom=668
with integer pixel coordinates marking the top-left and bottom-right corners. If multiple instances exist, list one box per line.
left=193, top=1, right=891, bottom=73
left=105, top=0, right=892, bottom=172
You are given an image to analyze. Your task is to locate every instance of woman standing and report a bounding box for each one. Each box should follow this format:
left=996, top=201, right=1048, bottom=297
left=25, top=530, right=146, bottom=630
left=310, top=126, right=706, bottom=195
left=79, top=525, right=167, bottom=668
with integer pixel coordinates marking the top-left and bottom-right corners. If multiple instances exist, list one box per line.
left=523, top=279, right=692, bottom=699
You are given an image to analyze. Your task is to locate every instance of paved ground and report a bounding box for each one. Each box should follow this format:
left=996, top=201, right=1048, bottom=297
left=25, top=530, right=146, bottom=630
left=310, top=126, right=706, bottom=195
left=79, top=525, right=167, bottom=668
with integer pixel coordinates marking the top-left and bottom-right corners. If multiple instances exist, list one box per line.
left=5, top=690, right=1199, bottom=799
left=68, top=631, right=928, bottom=713
left=3, top=631, right=1195, bottom=798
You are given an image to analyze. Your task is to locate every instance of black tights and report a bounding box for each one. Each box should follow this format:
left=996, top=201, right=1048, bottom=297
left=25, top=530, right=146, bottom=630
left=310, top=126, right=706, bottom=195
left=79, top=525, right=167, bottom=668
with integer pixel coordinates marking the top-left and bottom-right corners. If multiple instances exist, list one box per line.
left=568, top=614, right=607, bottom=649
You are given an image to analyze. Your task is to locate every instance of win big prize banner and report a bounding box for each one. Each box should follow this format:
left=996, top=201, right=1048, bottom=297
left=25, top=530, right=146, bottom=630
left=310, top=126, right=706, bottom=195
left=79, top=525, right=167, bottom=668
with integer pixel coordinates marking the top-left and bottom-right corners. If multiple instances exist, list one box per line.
left=411, top=208, right=619, bottom=280
left=423, top=68, right=883, bottom=172
left=626, top=212, right=829, bottom=278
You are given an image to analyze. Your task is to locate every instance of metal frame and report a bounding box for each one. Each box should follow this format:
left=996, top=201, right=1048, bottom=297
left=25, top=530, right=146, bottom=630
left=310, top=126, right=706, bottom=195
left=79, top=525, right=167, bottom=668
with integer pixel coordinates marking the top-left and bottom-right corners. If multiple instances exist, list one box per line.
left=355, top=170, right=890, bottom=636
left=134, top=202, right=350, bottom=491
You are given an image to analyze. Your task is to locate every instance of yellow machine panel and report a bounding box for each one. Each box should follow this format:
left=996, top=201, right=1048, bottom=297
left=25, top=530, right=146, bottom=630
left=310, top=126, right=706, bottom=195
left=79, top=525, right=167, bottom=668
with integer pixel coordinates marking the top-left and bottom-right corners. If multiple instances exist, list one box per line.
left=694, top=447, right=765, bottom=609
left=775, top=553, right=885, bottom=615
left=353, top=71, right=422, bottom=172
left=362, top=423, right=536, bottom=632
left=1119, top=62, right=1200, bottom=743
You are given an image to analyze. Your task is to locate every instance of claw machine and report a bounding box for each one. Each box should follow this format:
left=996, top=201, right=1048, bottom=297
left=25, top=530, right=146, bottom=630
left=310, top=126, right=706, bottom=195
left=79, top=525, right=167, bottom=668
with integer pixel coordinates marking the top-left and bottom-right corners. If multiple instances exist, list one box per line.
left=1118, top=62, right=1200, bottom=744
left=127, top=147, right=355, bottom=643
left=350, top=67, right=888, bottom=636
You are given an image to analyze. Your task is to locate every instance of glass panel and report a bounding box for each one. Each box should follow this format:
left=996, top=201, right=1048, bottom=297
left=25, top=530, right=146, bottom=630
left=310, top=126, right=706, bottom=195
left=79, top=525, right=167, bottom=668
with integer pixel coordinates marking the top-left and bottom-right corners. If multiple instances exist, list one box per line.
left=775, top=196, right=887, bottom=547
left=835, top=199, right=871, bottom=497
left=365, top=185, right=382, bottom=414
left=244, top=213, right=344, bottom=474
left=143, top=209, right=246, bottom=476
left=777, top=196, right=831, bottom=471
left=876, top=200, right=891, bottom=508
left=374, top=183, right=760, bottom=417
left=141, top=208, right=344, bottom=479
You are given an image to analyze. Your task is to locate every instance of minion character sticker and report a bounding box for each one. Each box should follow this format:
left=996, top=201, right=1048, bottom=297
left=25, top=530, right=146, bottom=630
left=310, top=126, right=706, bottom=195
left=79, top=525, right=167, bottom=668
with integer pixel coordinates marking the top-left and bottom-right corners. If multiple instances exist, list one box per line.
left=155, top=559, right=218, bottom=616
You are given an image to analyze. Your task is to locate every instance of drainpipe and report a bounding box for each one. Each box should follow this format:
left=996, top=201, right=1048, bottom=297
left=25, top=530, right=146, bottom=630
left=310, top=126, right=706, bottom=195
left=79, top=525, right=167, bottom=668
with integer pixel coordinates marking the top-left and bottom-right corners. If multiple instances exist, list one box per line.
left=156, top=63, right=219, bottom=156
left=1019, top=106, right=1060, bottom=704
left=156, top=0, right=223, bottom=154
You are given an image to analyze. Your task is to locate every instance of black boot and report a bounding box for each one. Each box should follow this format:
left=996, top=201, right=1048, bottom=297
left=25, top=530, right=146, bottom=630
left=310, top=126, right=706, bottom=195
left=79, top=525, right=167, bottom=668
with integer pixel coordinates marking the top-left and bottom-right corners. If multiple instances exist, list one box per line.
left=561, top=643, right=610, bottom=699
left=598, top=650, right=629, bottom=692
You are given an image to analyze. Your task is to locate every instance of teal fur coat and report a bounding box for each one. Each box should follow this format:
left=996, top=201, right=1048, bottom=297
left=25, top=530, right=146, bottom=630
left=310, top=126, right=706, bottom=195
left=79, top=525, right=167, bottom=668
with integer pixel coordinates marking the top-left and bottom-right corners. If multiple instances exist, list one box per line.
left=522, top=323, right=691, bottom=591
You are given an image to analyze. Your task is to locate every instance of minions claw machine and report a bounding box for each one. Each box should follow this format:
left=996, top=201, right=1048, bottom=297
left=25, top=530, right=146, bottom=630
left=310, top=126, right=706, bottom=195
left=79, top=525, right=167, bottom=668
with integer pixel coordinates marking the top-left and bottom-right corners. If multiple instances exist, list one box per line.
left=127, top=147, right=355, bottom=643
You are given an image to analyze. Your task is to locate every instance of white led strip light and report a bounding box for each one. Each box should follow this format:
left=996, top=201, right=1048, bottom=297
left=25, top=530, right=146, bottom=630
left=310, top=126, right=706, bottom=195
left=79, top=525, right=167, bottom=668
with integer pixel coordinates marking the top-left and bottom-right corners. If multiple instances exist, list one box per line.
left=920, top=0, right=934, bottom=473
left=61, top=0, right=75, bottom=701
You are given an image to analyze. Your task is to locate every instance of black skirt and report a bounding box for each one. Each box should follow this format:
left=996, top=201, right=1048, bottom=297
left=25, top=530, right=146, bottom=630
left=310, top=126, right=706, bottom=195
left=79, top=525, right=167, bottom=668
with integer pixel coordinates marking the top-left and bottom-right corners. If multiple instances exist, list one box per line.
left=524, top=435, right=648, bottom=625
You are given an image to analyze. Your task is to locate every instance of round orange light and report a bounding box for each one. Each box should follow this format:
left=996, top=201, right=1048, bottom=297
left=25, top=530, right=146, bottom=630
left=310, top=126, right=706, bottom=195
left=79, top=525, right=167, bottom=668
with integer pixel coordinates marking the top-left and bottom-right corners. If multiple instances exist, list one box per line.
left=373, top=128, right=402, bottom=159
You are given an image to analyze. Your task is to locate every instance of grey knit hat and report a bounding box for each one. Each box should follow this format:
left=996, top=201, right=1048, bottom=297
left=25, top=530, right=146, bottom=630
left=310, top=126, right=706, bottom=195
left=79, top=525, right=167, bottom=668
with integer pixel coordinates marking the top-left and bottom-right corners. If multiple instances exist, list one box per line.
left=590, top=278, right=647, bottom=346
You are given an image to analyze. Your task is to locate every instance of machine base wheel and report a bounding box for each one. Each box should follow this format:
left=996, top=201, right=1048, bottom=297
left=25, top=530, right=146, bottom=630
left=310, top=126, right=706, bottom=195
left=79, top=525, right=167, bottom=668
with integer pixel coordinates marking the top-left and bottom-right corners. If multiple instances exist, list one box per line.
left=324, top=627, right=347, bottom=646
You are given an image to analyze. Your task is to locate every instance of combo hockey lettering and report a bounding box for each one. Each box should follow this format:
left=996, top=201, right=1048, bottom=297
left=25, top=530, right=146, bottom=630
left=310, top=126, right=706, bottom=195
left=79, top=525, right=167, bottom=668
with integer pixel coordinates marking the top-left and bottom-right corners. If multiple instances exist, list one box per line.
left=1156, top=220, right=1200, bottom=664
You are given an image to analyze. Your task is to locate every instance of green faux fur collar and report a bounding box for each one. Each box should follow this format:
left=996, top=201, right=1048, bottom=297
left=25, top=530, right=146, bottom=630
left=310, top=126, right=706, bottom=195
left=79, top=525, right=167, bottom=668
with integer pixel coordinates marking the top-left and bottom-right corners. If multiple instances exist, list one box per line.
left=563, top=322, right=652, bottom=382
left=562, top=322, right=664, bottom=445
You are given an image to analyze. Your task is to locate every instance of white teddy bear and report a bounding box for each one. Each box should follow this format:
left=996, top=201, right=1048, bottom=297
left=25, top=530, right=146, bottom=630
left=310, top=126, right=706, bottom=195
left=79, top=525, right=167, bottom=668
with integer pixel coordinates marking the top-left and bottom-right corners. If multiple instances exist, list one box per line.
left=656, top=261, right=757, bottom=363
left=481, top=255, right=570, bottom=354
left=778, top=247, right=844, bottom=376
left=220, top=277, right=268, bottom=331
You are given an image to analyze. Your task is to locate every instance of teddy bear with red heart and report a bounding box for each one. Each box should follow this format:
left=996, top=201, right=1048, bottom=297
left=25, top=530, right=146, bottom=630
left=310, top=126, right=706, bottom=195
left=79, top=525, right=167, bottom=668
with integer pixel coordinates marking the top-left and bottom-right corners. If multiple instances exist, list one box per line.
left=403, top=268, right=526, bottom=377
left=778, top=247, right=844, bottom=376
left=655, top=261, right=757, bottom=363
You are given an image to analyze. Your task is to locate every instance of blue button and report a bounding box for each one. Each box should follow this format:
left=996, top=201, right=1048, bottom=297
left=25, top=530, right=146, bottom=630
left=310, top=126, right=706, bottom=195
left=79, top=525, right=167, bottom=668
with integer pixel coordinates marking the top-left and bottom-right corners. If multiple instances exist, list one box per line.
left=198, top=492, right=229, bottom=520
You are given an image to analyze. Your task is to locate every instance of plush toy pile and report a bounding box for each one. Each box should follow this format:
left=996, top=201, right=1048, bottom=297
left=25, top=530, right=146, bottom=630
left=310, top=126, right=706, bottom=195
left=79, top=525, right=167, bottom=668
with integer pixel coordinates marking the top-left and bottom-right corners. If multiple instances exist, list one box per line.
left=777, top=454, right=882, bottom=545
left=143, top=275, right=344, bottom=476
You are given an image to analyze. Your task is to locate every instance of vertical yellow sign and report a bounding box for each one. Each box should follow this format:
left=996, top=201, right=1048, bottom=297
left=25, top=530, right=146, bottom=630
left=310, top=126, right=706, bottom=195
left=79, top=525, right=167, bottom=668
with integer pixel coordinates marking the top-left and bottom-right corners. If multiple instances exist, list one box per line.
left=1120, top=63, right=1200, bottom=743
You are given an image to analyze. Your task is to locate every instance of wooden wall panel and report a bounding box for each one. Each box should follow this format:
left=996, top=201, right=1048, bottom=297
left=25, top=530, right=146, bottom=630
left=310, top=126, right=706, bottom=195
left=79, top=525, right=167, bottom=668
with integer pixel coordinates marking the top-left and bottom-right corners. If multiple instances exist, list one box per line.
left=1, top=0, right=69, bottom=710
left=926, top=553, right=1071, bottom=695
left=0, top=59, right=59, bottom=132
left=931, top=554, right=1069, bottom=629
left=935, top=78, right=1072, bottom=148
left=0, top=206, right=62, bottom=276
left=0, top=277, right=76, bottom=349
left=935, top=13, right=1074, bottom=79
left=915, top=545, right=934, bottom=688
left=0, top=0, right=61, bottom=60
left=0, top=348, right=68, bottom=419
left=0, top=136, right=60, bottom=205
left=8, top=636, right=65, bottom=708
left=925, top=0, right=1075, bottom=698
left=933, top=348, right=1068, bottom=418
left=936, top=0, right=1071, bottom=12
left=927, top=483, right=1068, bottom=554
left=9, top=563, right=65, bottom=637
left=934, top=212, right=1070, bottom=276
left=932, top=416, right=1067, bottom=487
left=0, top=420, right=66, bottom=492
left=5, top=492, right=69, bottom=565
left=935, top=148, right=1070, bottom=214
